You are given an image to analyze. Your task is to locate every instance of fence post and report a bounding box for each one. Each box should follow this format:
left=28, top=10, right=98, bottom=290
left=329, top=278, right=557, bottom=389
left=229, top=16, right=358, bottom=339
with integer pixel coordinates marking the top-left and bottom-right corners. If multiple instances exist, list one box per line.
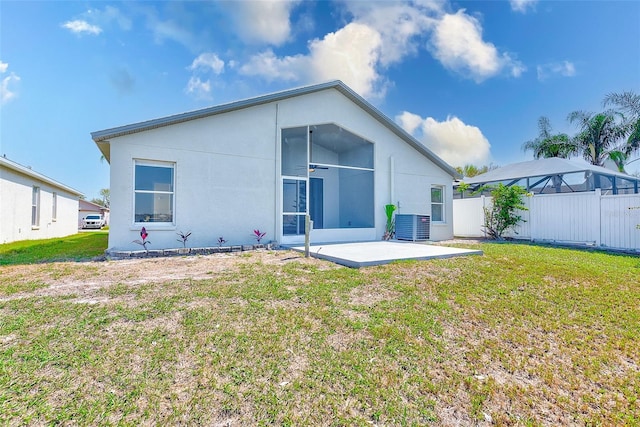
left=595, top=188, right=602, bottom=247
left=529, top=194, right=535, bottom=242
left=481, top=195, right=487, bottom=238
left=304, top=215, right=313, bottom=258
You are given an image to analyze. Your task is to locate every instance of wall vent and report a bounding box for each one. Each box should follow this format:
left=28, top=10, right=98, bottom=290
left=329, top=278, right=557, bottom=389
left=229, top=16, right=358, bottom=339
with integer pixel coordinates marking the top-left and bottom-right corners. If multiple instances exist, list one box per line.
left=395, top=214, right=430, bottom=241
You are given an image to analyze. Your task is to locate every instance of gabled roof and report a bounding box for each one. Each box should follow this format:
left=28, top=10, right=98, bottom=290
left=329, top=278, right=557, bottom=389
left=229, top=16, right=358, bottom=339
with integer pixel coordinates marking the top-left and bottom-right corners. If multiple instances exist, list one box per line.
left=91, top=80, right=460, bottom=178
left=79, top=199, right=109, bottom=211
left=0, top=155, right=83, bottom=197
left=461, top=157, right=638, bottom=185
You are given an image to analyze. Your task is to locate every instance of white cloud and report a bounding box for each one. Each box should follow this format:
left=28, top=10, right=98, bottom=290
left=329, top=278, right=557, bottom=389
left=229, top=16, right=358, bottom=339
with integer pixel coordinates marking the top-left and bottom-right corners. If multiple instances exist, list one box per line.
left=238, top=2, right=524, bottom=99
left=306, top=23, right=384, bottom=97
left=344, top=2, right=436, bottom=66
left=189, top=53, right=225, bottom=75
left=537, top=60, right=576, bottom=81
left=239, top=49, right=302, bottom=82
left=228, top=0, right=301, bottom=46
left=428, top=10, right=524, bottom=82
left=240, top=22, right=385, bottom=99
left=149, top=18, right=194, bottom=48
left=1, top=61, right=20, bottom=104
left=396, top=111, right=491, bottom=166
left=236, top=2, right=444, bottom=99
left=62, top=20, right=102, bottom=35
left=395, top=111, right=424, bottom=135
left=87, top=5, right=132, bottom=31
left=510, top=0, right=538, bottom=13
left=185, top=76, right=211, bottom=99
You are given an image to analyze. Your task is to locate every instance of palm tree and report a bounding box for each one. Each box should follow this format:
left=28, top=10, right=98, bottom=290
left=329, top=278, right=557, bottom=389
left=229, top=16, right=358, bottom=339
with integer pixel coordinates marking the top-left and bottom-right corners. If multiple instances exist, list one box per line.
left=603, top=91, right=640, bottom=160
left=522, top=116, right=576, bottom=159
left=99, top=188, right=110, bottom=208
left=567, top=110, right=628, bottom=168
left=455, top=164, right=497, bottom=178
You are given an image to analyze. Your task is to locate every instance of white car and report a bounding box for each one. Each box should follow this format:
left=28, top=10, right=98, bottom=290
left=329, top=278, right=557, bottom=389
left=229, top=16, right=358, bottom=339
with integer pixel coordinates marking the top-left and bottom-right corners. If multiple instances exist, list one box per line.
left=82, top=214, right=105, bottom=229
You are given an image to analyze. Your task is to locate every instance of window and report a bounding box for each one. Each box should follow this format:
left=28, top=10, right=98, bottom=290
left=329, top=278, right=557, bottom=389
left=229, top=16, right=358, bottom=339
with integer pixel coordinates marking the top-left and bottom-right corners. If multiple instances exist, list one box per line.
left=280, top=124, right=375, bottom=236
left=32, top=186, right=40, bottom=227
left=134, top=160, right=175, bottom=224
left=52, top=192, right=57, bottom=221
left=431, top=186, right=444, bottom=222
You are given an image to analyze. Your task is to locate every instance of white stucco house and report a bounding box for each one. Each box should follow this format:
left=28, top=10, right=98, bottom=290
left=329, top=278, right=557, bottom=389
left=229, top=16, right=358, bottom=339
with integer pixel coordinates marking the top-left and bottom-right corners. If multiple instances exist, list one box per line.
left=0, top=155, right=83, bottom=244
left=91, top=81, right=460, bottom=252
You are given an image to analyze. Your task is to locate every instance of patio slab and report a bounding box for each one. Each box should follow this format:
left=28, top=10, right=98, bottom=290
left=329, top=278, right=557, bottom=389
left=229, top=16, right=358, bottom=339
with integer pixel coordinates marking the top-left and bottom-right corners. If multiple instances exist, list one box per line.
left=291, top=241, right=483, bottom=268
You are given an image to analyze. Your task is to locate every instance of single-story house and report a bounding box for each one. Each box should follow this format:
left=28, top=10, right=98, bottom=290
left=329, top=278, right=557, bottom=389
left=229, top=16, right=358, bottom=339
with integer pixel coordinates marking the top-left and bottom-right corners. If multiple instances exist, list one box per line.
left=452, top=157, right=640, bottom=251
left=91, top=80, right=460, bottom=252
left=0, top=155, right=83, bottom=244
left=455, top=157, right=640, bottom=198
left=78, top=199, right=110, bottom=228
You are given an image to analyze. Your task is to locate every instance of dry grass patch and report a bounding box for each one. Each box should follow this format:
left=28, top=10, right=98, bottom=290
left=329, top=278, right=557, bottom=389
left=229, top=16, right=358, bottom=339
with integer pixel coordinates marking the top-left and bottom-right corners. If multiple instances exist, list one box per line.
left=0, top=245, right=638, bottom=425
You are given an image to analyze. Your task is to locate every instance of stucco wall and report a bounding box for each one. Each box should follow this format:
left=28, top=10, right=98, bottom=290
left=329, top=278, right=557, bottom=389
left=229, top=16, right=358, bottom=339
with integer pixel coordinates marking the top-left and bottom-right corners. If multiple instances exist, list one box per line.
left=276, top=90, right=454, bottom=242
left=105, top=87, right=455, bottom=251
left=0, top=166, right=80, bottom=243
left=108, top=103, right=278, bottom=251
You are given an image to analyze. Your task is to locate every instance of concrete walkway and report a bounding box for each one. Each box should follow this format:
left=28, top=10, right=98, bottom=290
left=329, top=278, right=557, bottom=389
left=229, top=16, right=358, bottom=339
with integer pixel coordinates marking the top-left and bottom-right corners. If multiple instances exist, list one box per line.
left=291, top=241, right=482, bottom=268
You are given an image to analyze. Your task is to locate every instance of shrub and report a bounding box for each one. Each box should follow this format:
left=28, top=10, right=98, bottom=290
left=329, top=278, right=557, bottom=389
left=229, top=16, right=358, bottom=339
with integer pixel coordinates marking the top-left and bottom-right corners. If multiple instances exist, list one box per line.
left=483, top=184, right=529, bottom=240
left=382, top=204, right=396, bottom=240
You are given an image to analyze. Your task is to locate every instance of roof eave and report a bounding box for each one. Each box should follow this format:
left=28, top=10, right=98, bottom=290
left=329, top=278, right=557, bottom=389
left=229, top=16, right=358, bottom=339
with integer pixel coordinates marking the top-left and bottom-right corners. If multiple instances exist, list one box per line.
left=91, top=80, right=461, bottom=179
left=0, top=157, right=84, bottom=197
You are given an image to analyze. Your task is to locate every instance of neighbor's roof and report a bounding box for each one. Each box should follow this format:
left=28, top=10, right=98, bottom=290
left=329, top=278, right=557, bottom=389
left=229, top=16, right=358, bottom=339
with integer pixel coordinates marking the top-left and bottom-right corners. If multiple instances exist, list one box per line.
left=461, top=157, right=638, bottom=185
left=91, top=80, right=460, bottom=178
left=0, top=155, right=83, bottom=197
left=79, top=199, right=109, bottom=211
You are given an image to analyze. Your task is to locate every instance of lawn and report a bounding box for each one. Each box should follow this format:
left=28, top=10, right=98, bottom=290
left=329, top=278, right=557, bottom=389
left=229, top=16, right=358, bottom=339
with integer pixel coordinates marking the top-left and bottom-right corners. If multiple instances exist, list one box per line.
left=0, top=232, right=108, bottom=265
left=0, top=242, right=638, bottom=425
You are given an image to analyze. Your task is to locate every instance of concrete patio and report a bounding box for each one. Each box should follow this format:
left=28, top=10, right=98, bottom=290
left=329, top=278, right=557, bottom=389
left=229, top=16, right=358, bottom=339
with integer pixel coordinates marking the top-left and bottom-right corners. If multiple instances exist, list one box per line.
left=291, top=241, right=483, bottom=268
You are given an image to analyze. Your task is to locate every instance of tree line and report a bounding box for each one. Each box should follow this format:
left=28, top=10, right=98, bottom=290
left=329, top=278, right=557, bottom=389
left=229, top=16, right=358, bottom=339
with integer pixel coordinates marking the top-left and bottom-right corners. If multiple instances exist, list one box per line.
left=522, top=91, right=640, bottom=173
left=456, top=90, right=640, bottom=177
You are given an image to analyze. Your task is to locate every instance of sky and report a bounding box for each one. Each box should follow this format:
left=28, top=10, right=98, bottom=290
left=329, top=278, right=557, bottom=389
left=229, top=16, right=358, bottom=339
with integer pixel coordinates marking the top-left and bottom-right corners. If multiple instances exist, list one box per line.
left=1, top=0, right=639, bottom=201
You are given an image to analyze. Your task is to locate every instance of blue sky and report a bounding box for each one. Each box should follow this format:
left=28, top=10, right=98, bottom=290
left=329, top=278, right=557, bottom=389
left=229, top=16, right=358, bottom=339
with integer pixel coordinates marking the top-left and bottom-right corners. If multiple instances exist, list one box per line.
left=1, top=0, right=639, bottom=200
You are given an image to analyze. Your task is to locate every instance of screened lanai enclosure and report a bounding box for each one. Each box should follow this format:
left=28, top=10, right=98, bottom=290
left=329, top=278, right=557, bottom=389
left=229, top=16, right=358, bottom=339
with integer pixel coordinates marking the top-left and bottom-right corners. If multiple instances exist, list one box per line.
left=281, top=124, right=374, bottom=237
left=455, top=158, right=640, bottom=198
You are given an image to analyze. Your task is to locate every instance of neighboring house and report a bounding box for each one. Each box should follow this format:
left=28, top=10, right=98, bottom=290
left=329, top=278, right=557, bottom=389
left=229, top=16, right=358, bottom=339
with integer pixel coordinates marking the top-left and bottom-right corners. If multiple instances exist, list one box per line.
left=452, top=158, right=640, bottom=251
left=78, top=199, right=110, bottom=228
left=0, top=155, right=83, bottom=244
left=455, top=157, right=640, bottom=197
left=91, top=80, right=460, bottom=252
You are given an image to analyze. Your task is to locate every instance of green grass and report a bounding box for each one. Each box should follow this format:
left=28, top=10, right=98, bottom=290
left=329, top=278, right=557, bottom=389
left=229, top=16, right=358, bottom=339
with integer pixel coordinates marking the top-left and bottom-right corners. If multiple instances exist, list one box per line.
left=0, top=232, right=108, bottom=265
left=0, top=243, right=638, bottom=425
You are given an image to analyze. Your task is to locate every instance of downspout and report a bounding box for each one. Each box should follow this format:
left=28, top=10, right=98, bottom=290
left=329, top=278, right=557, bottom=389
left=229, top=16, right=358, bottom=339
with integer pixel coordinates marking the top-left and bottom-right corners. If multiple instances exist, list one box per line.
left=274, top=103, right=279, bottom=245
left=390, top=156, right=395, bottom=208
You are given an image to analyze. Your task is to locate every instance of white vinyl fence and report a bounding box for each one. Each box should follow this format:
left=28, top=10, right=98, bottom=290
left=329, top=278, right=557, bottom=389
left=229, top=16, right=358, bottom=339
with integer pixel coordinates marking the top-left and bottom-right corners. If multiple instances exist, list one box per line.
left=453, top=189, right=640, bottom=252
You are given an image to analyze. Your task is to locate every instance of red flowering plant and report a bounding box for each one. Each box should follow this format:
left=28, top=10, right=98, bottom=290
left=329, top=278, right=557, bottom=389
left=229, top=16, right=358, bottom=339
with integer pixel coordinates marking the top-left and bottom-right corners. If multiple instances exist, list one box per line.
left=133, top=227, right=151, bottom=253
left=253, top=229, right=266, bottom=243
left=176, top=231, right=192, bottom=248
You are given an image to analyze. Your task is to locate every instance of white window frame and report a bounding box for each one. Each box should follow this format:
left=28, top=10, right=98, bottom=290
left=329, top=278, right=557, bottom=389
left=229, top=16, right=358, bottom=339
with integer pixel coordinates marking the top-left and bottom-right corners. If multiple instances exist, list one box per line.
left=52, top=192, right=57, bottom=221
left=431, top=185, right=445, bottom=223
left=133, top=159, right=176, bottom=226
left=32, top=186, right=40, bottom=228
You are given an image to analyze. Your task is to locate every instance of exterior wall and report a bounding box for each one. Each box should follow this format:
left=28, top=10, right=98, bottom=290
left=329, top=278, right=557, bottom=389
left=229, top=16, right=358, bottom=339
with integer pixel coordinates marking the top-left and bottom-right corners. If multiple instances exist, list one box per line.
left=108, top=103, right=278, bottom=251
left=276, top=90, right=454, bottom=243
left=106, top=88, right=455, bottom=251
left=453, top=191, right=640, bottom=251
left=0, top=166, right=80, bottom=243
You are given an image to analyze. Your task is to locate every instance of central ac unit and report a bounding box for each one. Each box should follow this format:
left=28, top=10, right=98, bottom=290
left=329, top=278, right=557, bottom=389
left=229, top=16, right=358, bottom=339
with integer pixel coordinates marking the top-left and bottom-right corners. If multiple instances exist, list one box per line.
left=395, top=214, right=430, bottom=241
